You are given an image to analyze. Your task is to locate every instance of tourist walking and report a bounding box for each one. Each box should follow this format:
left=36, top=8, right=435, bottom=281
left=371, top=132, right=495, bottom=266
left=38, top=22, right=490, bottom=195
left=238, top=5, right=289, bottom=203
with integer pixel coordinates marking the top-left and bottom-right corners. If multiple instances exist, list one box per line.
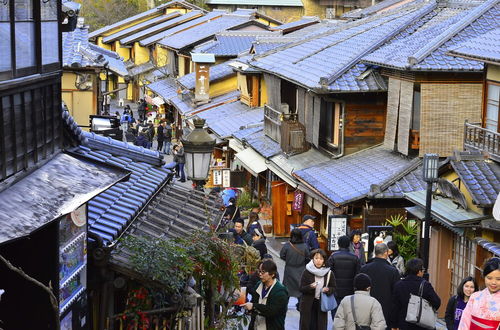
left=349, top=230, right=366, bottom=265
left=297, top=215, right=319, bottom=251
left=251, top=228, right=267, bottom=259
left=333, top=273, right=387, bottom=330
left=157, top=122, right=165, bottom=153
left=280, top=228, right=310, bottom=307
left=299, top=249, right=336, bottom=330
left=174, top=142, right=185, bottom=182
left=387, top=241, right=405, bottom=276
left=244, top=259, right=289, bottom=330
left=327, top=235, right=360, bottom=318
left=445, top=276, right=477, bottom=330
left=458, top=257, right=500, bottom=329
left=392, top=258, right=441, bottom=329
left=231, top=218, right=252, bottom=246
left=360, top=243, right=400, bottom=328
left=162, top=122, right=172, bottom=155
left=247, top=211, right=264, bottom=237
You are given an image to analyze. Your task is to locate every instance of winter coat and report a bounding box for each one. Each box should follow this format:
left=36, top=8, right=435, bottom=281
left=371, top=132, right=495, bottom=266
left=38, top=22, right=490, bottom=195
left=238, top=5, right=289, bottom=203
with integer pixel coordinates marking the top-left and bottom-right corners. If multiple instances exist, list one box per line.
left=299, top=267, right=336, bottom=330
left=280, top=242, right=310, bottom=298
left=157, top=125, right=164, bottom=142
left=163, top=126, right=172, bottom=142
left=297, top=224, right=319, bottom=251
left=390, top=254, right=406, bottom=277
left=231, top=229, right=252, bottom=246
left=333, top=290, right=387, bottom=330
left=445, top=295, right=459, bottom=330
left=249, top=280, right=289, bottom=330
left=360, top=257, right=400, bottom=327
left=349, top=241, right=366, bottom=265
left=252, top=238, right=268, bottom=259
left=327, top=248, right=360, bottom=300
left=134, top=134, right=148, bottom=148
left=176, top=147, right=185, bottom=164
left=391, top=275, right=441, bottom=329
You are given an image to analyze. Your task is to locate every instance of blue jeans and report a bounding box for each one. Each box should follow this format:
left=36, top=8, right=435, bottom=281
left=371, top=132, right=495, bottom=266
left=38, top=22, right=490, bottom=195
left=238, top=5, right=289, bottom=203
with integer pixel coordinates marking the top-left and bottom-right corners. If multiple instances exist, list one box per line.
left=162, top=141, right=171, bottom=154
left=178, top=163, right=185, bottom=181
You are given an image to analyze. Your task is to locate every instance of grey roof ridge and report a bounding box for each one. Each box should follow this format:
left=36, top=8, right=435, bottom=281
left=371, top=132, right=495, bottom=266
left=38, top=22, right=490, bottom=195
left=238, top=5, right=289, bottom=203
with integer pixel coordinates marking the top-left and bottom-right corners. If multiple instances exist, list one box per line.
left=88, top=43, right=122, bottom=60
left=370, top=157, right=422, bottom=196
left=322, top=0, right=437, bottom=86
left=217, top=30, right=279, bottom=36
left=408, top=0, right=499, bottom=66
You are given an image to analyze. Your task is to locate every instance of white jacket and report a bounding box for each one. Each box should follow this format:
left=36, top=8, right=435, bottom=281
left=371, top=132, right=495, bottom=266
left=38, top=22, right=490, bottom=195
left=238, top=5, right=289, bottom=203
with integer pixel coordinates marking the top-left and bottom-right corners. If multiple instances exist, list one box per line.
left=333, top=290, right=387, bottom=330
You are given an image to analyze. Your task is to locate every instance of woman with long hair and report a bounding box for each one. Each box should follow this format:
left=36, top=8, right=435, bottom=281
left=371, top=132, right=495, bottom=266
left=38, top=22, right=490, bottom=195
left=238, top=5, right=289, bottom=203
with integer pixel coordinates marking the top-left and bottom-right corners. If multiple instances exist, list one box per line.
left=387, top=241, right=405, bottom=276
left=459, top=257, right=500, bottom=329
left=299, top=249, right=336, bottom=330
left=445, top=276, right=477, bottom=330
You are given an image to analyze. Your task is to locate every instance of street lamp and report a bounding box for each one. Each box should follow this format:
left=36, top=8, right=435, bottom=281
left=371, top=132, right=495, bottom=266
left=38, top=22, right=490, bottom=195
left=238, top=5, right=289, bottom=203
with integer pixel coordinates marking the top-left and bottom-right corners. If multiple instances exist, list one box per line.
left=181, top=117, right=216, bottom=189
left=422, top=153, right=439, bottom=277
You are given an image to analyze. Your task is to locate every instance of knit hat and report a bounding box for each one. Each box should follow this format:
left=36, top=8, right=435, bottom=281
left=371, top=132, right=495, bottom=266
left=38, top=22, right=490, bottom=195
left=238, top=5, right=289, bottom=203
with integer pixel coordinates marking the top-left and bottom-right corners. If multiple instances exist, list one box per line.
left=338, top=235, right=350, bottom=249
left=354, top=273, right=372, bottom=291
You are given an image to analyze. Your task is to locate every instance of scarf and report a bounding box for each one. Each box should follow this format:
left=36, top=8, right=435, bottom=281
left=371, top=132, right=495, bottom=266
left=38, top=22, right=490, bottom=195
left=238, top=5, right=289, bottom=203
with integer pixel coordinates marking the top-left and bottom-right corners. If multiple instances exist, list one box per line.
left=353, top=242, right=361, bottom=258
left=306, top=260, right=330, bottom=299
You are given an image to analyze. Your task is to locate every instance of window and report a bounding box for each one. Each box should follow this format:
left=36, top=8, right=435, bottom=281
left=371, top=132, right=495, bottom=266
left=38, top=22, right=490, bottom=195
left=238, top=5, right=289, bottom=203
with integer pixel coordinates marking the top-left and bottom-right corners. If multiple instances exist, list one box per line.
left=485, top=82, right=500, bottom=132
left=41, top=0, right=59, bottom=67
left=451, top=235, right=476, bottom=296
left=15, top=0, right=36, bottom=73
left=0, top=1, right=12, bottom=74
left=320, top=100, right=342, bottom=151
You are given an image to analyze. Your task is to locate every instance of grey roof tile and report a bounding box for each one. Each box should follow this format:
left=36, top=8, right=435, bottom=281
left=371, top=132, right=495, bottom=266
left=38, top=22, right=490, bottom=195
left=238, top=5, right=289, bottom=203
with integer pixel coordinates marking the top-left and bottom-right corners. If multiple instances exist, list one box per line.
left=270, top=17, right=320, bottom=33
left=88, top=44, right=128, bottom=76
left=205, top=0, right=303, bottom=6
left=177, top=60, right=235, bottom=89
left=63, top=27, right=107, bottom=68
left=158, top=14, right=255, bottom=50
left=233, top=124, right=281, bottom=158
left=197, top=101, right=263, bottom=138
left=448, top=27, right=500, bottom=64
left=294, top=146, right=414, bottom=205
left=147, top=77, right=179, bottom=101
left=342, top=0, right=413, bottom=19
left=371, top=162, right=426, bottom=199
left=171, top=90, right=241, bottom=115
left=194, top=32, right=275, bottom=56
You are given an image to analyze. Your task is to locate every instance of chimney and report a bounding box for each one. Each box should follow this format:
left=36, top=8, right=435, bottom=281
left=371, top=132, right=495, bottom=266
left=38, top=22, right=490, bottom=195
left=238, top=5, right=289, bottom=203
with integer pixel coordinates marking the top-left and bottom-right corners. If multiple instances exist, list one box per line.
left=191, top=53, right=215, bottom=104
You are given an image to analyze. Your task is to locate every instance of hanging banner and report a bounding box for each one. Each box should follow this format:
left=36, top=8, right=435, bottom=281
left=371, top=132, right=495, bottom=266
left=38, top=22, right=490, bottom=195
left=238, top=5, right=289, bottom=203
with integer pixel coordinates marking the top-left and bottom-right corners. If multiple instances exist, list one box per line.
left=292, top=190, right=304, bottom=211
left=328, top=215, right=348, bottom=251
left=213, top=169, right=222, bottom=186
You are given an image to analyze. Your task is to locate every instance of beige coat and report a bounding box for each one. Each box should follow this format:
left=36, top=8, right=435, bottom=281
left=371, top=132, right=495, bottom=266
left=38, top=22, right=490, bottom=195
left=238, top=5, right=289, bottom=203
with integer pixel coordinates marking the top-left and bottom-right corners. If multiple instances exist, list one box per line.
left=333, top=290, right=387, bottom=330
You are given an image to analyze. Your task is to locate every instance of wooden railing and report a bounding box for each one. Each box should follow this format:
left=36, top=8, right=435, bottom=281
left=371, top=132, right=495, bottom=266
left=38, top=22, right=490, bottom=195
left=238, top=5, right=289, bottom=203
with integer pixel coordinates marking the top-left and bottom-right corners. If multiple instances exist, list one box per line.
left=464, top=121, right=500, bottom=161
left=264, top=104, right=282, bottom=143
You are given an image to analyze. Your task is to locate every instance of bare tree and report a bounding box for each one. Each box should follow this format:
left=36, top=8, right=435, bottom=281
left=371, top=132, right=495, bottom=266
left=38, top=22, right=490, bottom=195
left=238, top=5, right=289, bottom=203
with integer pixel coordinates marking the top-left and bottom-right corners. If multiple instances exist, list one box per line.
left=77, top=0, right=148, bottom=31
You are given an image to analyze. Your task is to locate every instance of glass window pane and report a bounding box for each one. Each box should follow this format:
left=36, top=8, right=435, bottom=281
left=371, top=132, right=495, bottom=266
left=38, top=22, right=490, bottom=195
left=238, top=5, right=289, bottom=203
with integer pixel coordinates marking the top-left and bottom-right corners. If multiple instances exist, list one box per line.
left=0, top=2, right=11, bottom=73
left=15, top=0, right=33, bottom=20
left=486, top=84, right=500, bottom=131
left=15, top=21, right=35, bottom=68
left=42, top=21, right=58, bottom=65
left=40, top=0, right=57, bottom=20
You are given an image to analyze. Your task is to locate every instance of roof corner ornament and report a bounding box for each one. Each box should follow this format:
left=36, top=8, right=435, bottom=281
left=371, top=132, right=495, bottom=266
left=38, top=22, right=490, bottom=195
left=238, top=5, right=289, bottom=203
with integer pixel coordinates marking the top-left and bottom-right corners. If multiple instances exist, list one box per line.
left=408, top=56, right=418, bottom=66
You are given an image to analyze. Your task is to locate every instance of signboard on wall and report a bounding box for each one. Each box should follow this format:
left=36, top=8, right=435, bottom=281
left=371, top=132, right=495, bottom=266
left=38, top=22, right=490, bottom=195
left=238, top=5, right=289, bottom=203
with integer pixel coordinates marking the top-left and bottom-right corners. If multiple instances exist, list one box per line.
left=195, top=63, right=210, bottom=102
left=328, top=215, right=348, bottom=251
left=222, top=169, right=231, bottom=187
left=292, top=190, right=304, bottom=211
left=213, top=169, right=222, bottom=185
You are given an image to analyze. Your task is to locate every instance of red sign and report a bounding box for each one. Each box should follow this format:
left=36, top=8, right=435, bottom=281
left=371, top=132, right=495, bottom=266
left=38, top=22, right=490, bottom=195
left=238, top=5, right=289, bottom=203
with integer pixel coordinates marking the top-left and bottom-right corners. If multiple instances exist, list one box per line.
left=292, top=190, right=304, bottom=211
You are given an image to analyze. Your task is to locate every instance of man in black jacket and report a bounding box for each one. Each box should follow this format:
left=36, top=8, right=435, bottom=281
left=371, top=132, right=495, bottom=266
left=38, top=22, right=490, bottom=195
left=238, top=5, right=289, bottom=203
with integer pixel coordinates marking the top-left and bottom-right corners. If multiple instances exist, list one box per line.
left=360, top=243, right=400, bottom=329
left=391, top=258, right=441, bottom=329
left=327, top=235, right=360, bottom=319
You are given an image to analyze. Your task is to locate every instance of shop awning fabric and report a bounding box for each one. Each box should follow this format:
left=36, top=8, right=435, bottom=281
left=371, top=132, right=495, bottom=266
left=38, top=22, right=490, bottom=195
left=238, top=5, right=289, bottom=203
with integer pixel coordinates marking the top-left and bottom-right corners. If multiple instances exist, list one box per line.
left=234, top=148, right=267, bottom=177
left=0, top=152, right=129, bottom=245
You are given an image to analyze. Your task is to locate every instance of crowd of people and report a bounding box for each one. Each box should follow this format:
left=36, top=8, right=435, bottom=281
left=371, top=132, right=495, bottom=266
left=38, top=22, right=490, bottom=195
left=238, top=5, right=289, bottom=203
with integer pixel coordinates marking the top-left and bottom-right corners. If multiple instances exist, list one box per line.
left=222, top=202, right=500, bottom=330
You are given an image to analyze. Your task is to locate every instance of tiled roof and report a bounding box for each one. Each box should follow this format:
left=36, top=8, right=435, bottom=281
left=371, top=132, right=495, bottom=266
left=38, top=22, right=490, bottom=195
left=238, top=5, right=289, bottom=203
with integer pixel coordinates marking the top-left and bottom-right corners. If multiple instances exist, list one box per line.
left=88, top=44, right=128, bottom=76
left=342, top=0, right=411, bottom=19
left=270, top=17, right=320, bottom=33
left=363, top=0, right=499, bottom=71
left=196, top=101, right=263, bottom=138
left=63, top=27, right=107, bottom=68
left=447, top=27, right=500, bottom=64
left=88, top=0, right=206, bottom=38
left=233, top=124, right=281, bottom=158
left=122, top=10, right=207, bottom=45
left=177, top=61, right=235, bottom=90
left=194, top=31, right=276, bottom=56
left=127, top=61, right=156, bottom=77
left=369, top=159, right=426, bottom=199
left=171, top=90, right=241, bottom=115
left=110, top=182, right=224, bottom=273
left=147, top=78, right=179, bottom=102
left=252, top=41, right=291, bottom=55
left=205, top=0, right=303, bottom=6
left=102, top=11, right=182, bottom=44
left=451, top=158, right=500, bottom=207
left=158, top=14, right=256, bottom=50
left=294, top=146, right=415, bottom=205
left=74, top=144, right=171, bottom=245
left=250, top=2, right=434, bottom=92
left=475, top=237, right=500, bottom=256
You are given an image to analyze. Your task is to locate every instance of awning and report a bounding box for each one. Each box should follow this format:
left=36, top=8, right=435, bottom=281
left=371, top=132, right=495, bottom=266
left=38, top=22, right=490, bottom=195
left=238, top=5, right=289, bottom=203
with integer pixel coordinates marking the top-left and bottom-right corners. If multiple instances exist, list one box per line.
left=234, top=148, right=267, bottom=177
left=405, top=205, right=464, bottom=235
left=475, top=237, right=500, bottom=256
left=152, top=96, right=165, bottom=106
left=0, top=153, right=129, bottom=244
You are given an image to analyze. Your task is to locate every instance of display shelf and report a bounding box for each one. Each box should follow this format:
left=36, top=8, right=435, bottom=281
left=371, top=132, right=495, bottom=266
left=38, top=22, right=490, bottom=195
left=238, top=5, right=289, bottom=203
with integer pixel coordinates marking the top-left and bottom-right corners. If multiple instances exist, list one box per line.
left=61, top=232, right=86, bottom=253
left=60, top=286, right=85, bottom=315
left=60, top=263, right=86, bottom=289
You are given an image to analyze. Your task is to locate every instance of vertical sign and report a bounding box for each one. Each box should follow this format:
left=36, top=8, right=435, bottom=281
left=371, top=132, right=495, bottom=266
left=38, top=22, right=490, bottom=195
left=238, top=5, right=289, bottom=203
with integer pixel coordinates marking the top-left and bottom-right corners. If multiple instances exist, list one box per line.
left=222, top=169, right=231, bottom=188
left=292, top=190, right=304, bottom=211
left=328, top=215, right=348, bottom=251
left=195, top=63, right=210, bottom=102
left=213, top=169, right=222, bottom=186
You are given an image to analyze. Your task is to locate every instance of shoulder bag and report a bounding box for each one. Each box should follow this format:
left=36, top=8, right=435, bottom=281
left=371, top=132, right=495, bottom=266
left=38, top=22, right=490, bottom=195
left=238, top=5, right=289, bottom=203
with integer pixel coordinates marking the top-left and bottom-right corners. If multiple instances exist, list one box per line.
left=351, top=295, right=371, bottom=330
left=320, top=271, right=337, bottom=312
left=405, top=280, right=438, bottom=329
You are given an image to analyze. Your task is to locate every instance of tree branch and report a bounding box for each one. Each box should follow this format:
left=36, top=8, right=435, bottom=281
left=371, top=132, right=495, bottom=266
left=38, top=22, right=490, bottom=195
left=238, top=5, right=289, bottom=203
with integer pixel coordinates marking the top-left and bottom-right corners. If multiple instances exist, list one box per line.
left=0, top=254, right=60, bottom=328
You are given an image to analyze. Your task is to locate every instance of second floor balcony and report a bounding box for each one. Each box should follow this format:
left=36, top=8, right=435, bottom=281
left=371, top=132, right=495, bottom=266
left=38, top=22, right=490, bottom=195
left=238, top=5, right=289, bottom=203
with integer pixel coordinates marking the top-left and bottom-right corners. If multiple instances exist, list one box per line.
left=464, top=121, right=500, bottom=162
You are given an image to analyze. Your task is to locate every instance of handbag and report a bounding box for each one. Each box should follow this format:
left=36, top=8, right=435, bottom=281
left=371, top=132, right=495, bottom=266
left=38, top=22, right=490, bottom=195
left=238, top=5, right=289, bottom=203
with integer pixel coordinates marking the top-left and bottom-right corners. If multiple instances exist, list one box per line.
left=351, top=295, right=371, bottom=330
left=405, top=281, right=438, bottom=329
left=320, top=271, right=337, bottom=312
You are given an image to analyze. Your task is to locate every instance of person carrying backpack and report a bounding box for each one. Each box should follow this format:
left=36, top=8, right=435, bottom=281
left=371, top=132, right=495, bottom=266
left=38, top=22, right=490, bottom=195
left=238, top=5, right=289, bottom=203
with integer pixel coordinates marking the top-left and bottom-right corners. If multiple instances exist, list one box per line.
left=297, top=215, right=319, bottom=251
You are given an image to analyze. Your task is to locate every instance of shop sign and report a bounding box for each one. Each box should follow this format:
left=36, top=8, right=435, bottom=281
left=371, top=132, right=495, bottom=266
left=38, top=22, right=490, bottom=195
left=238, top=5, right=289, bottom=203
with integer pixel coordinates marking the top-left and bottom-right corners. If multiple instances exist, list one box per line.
left=292, top=190, right=304, bottom=211
left=213, top=169, right=222, bottom=185
left=222, top=169, right=231, bottom=187
left=328, top=215, right=348, bottom=251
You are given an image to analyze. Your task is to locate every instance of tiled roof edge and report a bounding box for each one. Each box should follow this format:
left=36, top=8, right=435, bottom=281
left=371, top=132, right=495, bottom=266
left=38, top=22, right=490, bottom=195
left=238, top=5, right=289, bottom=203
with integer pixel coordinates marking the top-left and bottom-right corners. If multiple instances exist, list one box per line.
left=408, top=0, right=499, bottom=66
left=373, top=157, right=422, bottom=195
